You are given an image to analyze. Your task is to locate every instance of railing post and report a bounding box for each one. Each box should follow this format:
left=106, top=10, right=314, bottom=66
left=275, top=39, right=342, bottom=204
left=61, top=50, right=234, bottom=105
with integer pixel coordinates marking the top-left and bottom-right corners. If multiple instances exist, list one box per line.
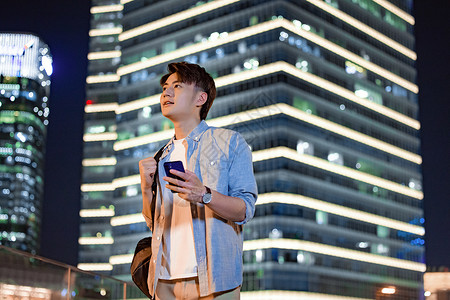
left=123, top=282, right=127, bottom=300
left=67, top=268, right=71, bottom=300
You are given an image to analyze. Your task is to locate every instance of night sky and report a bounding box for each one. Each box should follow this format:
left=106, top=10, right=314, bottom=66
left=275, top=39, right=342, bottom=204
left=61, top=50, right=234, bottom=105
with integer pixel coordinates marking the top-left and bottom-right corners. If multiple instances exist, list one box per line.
left=2, top=0, right=449, bottom=268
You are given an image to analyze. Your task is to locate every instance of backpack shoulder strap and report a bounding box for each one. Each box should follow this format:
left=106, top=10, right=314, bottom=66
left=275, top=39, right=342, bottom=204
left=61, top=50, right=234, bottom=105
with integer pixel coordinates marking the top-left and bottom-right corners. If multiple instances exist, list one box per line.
left=150, top=144, right=167, bottom=229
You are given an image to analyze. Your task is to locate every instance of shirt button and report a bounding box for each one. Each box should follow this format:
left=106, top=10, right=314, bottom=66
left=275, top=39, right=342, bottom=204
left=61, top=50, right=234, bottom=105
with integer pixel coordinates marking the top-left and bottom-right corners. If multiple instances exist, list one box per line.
left=210, top=161, right=215, bottom=166
left=157, top=236, right=160, bottom=241
left=194, top=137, right=199, bottom=141
left=153, top=260, right=156, bottom=263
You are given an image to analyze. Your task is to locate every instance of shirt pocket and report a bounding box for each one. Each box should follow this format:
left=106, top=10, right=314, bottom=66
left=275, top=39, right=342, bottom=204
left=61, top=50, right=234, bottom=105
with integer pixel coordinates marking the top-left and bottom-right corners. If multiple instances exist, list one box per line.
left=201, top=158, right=228, bottom=193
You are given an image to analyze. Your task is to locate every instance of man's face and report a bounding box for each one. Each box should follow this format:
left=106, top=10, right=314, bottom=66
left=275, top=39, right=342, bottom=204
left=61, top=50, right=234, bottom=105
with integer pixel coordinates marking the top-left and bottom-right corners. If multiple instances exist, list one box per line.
left=160, top=72, right=203, bottom=122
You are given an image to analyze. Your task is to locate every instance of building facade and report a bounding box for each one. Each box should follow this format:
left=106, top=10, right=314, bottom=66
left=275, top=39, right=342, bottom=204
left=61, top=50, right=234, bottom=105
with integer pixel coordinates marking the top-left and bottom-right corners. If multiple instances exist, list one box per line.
left=80, top=0, right=425, bottom=299
left=0, top=33, right=52, bottom=254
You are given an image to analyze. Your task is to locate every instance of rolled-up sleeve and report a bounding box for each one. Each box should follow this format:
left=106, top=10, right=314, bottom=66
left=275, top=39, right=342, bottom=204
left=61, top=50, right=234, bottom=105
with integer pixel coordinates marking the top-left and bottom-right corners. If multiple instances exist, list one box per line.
left=141, top=188, right=153, bottom=229
left=228, top=132, right=258, bottom=225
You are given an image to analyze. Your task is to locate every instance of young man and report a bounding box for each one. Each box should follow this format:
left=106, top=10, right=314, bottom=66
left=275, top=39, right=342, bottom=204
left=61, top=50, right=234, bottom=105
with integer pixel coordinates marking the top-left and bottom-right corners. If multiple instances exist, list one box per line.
left=139, top=62, right=258, bottom=299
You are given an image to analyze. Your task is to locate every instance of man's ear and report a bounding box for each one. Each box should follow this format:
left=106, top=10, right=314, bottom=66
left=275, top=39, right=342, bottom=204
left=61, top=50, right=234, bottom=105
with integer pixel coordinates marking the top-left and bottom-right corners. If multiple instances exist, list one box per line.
left=195, top=91, right=208, bottom=107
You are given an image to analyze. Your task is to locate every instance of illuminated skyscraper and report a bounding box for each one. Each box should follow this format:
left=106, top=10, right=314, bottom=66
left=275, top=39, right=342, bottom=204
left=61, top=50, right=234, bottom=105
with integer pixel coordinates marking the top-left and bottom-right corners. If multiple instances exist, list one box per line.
left=80, top=0, right=424, bottom=298
left=0, top=33, right=52, bottom=254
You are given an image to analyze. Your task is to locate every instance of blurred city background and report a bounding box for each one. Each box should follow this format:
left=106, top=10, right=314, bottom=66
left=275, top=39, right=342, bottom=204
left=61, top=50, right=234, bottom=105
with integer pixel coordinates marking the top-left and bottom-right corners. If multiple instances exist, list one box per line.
left=0, top=0, right=449, bottom=299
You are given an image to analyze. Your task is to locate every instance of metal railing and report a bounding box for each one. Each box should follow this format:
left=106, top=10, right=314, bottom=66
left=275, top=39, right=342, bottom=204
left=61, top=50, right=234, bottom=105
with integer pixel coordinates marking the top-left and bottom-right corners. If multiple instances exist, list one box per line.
left=0, top=245, right=146, bottom=299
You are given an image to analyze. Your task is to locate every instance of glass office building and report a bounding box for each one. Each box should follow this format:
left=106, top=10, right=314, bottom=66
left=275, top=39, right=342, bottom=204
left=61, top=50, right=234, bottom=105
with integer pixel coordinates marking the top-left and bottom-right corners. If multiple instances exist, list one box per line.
left=0, top=33, right=52, bottom=254
left=80, top=0, right=425, bottom=298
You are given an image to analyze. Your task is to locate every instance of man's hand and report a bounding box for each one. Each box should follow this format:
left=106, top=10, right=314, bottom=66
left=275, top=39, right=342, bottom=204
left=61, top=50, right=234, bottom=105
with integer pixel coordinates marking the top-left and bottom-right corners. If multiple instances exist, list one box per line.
left=139, top=157, right=157, bottom=189
left=164, top=169, right=247, bottom=222
left=163, top=169, right=206, bottom=203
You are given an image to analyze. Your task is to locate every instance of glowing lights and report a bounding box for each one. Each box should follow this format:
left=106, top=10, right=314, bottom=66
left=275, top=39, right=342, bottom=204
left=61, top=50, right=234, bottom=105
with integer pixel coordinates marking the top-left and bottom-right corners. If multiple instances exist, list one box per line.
left=255, top=62, right=419, bottom=129
left=117, top=60, right=419, bottom=130
left=84, top=102, right=118, bottom=113
left=79, top=208, right=115, bottom=217
left=241, top=291, right=371, bottom=300
left=355, top=89, right=369, bottom=99
left=77, top=263, right=113, bottom=271
left=372, top=0, right=414, bottom=25
left=243, top=239, right=426, bottom=272
left=117, top=20, right=272, bottom=76
left=119, top=0, right=240, bottom=41
left=117, top=18, right=417, bottom=94
left=257, top=193, right=425, bottom=235
left=253, top=147, right=423, bottom=199
left=381, top=287, right=396, bottom=294
left=87, top=50, right=122, bottom=60
left=279, top=21, right=418, bottom=93
left=115, top=95, right=159, bottom=114
left=78, top=236, right=114, bottom=245
left=109, top=253, right=134, bottom=265
left=82, top=157, right=117, bottom=166
left=86, top=74, right=120, bottom=84
left=114, top=102, right=421, bottom=164
left=83, top=132, right=118, bottom=142
left=80, top=183, right=114, bottom=192
left=0, top=284, right=52, bottom=300
left=305, top=0, right=416, bottom=60
left=90, top=4, right=123, bottom=14
left=113, top=129, right=173, bottom=151
left=116, top=65, right=420, bottom=130
left=88, top=27, right=123, bottom=37
left=110, top=213, right=145, bottom=226
left=112, top=174, right=140, bottom=188
left=41, top=55, right=53, bottom=76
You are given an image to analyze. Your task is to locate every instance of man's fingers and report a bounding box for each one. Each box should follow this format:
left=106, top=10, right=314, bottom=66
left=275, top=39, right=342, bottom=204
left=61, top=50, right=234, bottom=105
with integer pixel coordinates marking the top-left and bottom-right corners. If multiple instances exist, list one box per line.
left=163, top=176, right=185, bottom=187
left=169, top=169, right=189, bottom=180
left=165, top=184, right=188, bottom=194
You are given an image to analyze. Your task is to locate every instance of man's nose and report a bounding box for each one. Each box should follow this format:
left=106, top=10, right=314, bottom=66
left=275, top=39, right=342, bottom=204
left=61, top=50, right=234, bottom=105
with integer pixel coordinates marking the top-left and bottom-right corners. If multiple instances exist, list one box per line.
left=163, top=86, right=173, bottom=97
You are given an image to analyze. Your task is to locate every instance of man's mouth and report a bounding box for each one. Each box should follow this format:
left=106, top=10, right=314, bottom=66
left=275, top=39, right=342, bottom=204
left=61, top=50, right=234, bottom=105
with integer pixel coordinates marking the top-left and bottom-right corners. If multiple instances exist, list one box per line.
left=163, top=100, right=174, bottom=106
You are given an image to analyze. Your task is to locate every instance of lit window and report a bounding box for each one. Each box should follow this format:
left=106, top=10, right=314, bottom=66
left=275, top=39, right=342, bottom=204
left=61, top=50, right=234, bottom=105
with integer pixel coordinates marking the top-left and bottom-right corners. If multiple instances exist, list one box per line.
left=162, top=40, right=176, bottom=53
left=293, top=96, right=316, bottom=114
left=327, top=151, right=343, bottom=165
left=371, top=243, right=389, bottom=256
left=269, top=228, right=282, bottom=239
left=408, top=178, right=422, bottom=191
left=86, top=125, right=106, bottom=134
left=296, top=140, right=314, bottom=155
left=354, top=83, right=382, bottom=104
left=142, top=106, right=152, bottom=118
left=297, top=250, right=315, bottom=265
left=345, top=61, right=366, bottom=78
left=243, top=57, right=259, bottom=70
left=316, top=210, right=328, bottom=225
left=255, top=249, right=263, bottom=262
left=295, top=58, right=309, bottom=72
left=377, top=225, right=390, bottom=238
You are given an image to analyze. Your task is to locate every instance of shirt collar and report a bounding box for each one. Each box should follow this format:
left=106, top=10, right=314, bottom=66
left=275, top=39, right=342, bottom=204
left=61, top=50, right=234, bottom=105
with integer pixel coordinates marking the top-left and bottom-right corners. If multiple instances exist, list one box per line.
left=186, top=120, right=209, bottom=143
left=163, top=120, right=209, bottom=152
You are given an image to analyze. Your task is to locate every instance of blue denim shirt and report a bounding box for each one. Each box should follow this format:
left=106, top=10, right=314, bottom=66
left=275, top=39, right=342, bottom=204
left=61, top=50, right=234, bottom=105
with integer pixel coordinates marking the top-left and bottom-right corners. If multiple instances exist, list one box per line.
left=142, top=120, right=258, bottom=297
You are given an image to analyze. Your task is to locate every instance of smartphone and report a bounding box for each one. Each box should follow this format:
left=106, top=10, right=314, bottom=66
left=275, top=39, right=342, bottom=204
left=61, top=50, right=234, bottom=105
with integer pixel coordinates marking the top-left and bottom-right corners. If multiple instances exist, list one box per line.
left=163, top=161, right=185, bottom=192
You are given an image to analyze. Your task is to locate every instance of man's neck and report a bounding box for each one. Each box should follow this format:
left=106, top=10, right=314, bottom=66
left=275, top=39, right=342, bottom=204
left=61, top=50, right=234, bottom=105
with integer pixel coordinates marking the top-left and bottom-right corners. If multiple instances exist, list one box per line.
left=172, top=118, right=201, bottom=140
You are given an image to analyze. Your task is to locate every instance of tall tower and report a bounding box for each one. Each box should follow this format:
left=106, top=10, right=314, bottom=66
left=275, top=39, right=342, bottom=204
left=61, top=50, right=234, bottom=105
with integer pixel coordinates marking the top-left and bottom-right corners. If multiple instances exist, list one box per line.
left=80, top=0, right=425, bottom=298
left=77, top=0, right=122, bottom=273
left=0, top=33, right=52, bottom=254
